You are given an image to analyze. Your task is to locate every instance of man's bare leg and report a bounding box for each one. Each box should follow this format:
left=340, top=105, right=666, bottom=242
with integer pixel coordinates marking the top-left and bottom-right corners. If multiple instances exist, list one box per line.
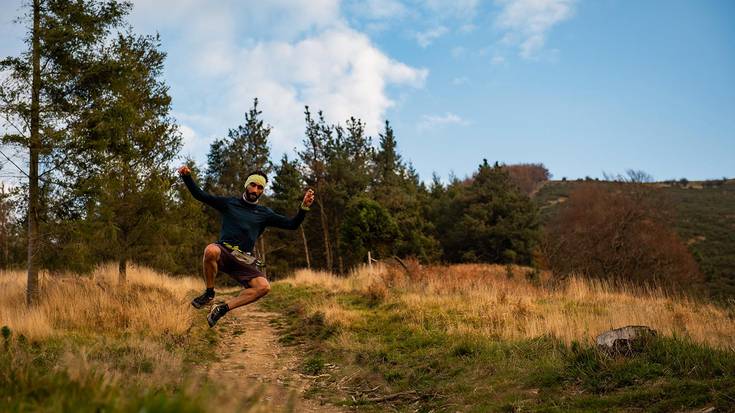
left=225, top=276, right=271, bottom=311
left=202, top=243, right=220, bottom=289
left=207, top=276, right=270, bottom=327
left=192, top=244, right=221, bottom=309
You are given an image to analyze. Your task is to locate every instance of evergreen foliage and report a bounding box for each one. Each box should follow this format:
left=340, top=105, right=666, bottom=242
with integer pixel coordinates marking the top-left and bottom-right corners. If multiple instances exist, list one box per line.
left=0, top=0, right=715, bottom=305
left=80, top=32, right=180, bottom=282
left=371, top=121, right=439, bottom=262
left=297, top=108, right=335, bottom=271
left=205, top=98, right=272, bottom=195
left=266, top=155, right=309, bottom=277
left=434, top=160, right=540, bottom=264
left=1, top=0, right=134, bottom=302
left=339, top=197, right=400, bottom=268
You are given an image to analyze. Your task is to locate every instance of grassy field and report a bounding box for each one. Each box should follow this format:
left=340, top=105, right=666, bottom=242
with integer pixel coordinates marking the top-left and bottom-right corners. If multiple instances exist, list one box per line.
left=534, top=179, right=735, bottom=300
left=263, top=264, right=735, bottom=412
left=3, top=263, right=734, bottom=412
left=0, top=264, right=262, bottom=413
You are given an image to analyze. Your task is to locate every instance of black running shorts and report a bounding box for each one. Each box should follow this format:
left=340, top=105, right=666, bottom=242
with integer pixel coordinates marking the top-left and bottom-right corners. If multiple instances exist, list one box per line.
left=215, top=244, right=265, bottom=287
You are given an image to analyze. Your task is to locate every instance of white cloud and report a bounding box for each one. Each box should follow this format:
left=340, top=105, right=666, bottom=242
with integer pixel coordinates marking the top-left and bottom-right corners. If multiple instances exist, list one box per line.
left=344, top=0, right=480, bottom=46
left=451, top=46, right=466, bottom=58
left=414, top=25, right=449, bottom=48
left=424, top=0, right=480, bottom=19
left=491, top=55, right=507, bottom=65
left=418, top=112, right=469, bottom=131
left=495, top=0, right=576, bottom=59
left=229, top=27, right=427, bottom=150
left=451, top=76, right=469, bottom=86
left=131, top=0, right=341, bottom=42
left=177, top=124, right=202, bottom=158
left=459, top=23, right=478, bottom=33
left=127, top=1, right=427, bottom=156
left=349, top=0, right=409, bottom=20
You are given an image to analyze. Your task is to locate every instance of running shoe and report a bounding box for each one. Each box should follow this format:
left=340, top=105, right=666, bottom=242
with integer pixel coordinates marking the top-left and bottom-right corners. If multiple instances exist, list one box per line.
left=191, top=291, right=214, bottom=309
left=207, top=303, right=229, bottom=327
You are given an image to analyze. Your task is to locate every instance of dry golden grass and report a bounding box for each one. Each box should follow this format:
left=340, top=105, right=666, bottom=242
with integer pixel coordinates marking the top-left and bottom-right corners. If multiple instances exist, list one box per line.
left=0, top=262, right=203, bottom=341
left=280, top=263, right=735, bottom=350
left=0, top=264, right=273, bottom=412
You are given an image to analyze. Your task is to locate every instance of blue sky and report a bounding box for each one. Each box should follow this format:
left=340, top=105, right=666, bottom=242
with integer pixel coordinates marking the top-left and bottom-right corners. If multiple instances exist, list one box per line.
left=1, top=0, right=733, bottom=183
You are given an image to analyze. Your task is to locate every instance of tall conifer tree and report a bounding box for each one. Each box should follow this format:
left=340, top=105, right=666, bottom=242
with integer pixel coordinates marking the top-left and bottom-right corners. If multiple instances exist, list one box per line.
left=84, top=32, right=181, bottom=283
left=0, top=0, right=130, bottom=303
left=267, top=154, right=309, bottom=276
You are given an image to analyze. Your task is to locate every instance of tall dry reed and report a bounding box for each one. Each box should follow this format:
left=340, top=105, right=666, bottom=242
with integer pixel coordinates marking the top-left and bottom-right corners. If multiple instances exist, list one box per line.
left=280, top=263, right=735, bottom=350
left=0, top=263, right=203, bottom=340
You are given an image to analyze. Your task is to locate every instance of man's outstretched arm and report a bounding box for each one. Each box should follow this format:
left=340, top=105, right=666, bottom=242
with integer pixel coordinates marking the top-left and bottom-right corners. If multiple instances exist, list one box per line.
left=178, top=165, right=228, bottom=211
left=266, top=188, right=314, bottom=230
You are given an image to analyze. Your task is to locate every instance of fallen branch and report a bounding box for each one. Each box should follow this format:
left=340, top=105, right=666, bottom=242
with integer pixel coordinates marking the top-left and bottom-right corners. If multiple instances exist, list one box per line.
left=299, top=373, right=331, bottom=379
left=363, top=390, right=418, bottom=403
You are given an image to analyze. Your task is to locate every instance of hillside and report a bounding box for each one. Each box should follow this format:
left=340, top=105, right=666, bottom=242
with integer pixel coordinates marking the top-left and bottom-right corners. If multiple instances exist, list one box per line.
left=534, top=179, right=735, bottom=299
left=263, top=264, right=735, bottom=412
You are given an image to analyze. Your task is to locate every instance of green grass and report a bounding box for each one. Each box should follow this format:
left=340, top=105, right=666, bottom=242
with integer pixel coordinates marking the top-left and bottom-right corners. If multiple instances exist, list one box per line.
left=262, top=283, right=735, bottom=412
left=664, top=182, right=735, bottom=299
left=0, top=317, right=226, bottom=413
left=535, top=179, right=735, bottom=300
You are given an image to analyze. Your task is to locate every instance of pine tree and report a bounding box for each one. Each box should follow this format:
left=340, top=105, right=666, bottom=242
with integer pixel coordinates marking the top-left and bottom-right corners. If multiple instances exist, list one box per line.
left=370, top=121, right=439, bottom=263
left=340, top=197, right=400, bottom=268
left=267, top=154, right=309, bottom=276
left=298, top=108, right=333, bottom=270
left=166, top=159, right=212, bottom=275
left=205, top=98, right=272, bottom=195
left=83, top=32, right=181, bottom=283
left=203, top=98, right=273, bottom=264
left=0, top=183, right=23, bottom=268
left=444, top=160, right=540, bottom=264
left=325, top=117, right=373, bottom=272
left=0, top=0, right=130, bottom=304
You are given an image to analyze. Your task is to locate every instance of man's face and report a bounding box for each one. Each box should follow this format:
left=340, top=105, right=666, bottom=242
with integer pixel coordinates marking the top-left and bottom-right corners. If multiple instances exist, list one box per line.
left=244, top=181, right=264, bottom=202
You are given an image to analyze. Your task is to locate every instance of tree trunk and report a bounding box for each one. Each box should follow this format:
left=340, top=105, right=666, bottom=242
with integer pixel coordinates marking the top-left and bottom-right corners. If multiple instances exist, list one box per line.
left=259, top=235, right=267, bottom=276
left=334, top=217, right=343, bottom=274
left=317, top=199, right=332, bottom=271
left=300, top=226, right=311, bottom=269
left=2, top=218, right=7, bottom=267
left=1, top=186, right=8, bottom=267
left=26, top=0, right=41, bottom=306
left=118, top=170, right=128, bottom=286
left=118, top=257, right=127, bottom=285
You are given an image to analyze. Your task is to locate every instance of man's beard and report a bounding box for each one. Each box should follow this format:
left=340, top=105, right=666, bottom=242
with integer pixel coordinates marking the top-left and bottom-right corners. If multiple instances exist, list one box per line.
left=243, top=190, right=261, bottom=203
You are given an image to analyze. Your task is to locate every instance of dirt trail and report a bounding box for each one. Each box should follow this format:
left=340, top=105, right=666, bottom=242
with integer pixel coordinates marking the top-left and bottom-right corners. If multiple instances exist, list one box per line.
left=201, top=303, right=345, bottom=413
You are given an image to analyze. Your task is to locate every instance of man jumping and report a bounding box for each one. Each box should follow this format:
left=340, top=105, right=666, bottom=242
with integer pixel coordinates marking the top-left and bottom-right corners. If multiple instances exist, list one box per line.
left=178, top=165, right=314, bottom=327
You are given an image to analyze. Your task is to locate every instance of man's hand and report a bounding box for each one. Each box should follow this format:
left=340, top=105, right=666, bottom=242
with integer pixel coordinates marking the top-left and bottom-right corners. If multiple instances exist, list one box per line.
left=178, top=165, right=191, bottom=176
left=302, top=188, right=315, bottom=208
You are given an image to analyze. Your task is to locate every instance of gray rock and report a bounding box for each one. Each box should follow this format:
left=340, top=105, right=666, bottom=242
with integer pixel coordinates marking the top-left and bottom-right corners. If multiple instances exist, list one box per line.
left=596, top=325, right=657, bottom=355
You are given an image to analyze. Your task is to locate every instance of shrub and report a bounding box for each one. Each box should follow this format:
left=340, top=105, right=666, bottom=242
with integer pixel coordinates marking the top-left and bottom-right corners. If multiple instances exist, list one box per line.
left=506, top=163, right=551, bottom=195
left=540, top=182, right=702, bottom=289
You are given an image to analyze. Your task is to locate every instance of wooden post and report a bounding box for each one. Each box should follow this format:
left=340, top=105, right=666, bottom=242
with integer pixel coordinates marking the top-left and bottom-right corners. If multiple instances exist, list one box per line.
left=300, top=226, right=311, bottom=269
left=367, top=251, right=372, bottom=270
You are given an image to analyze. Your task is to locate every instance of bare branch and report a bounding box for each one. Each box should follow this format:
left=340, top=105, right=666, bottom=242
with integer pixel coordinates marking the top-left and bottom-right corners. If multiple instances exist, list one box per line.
left=0, top=148, right=28, bottom=178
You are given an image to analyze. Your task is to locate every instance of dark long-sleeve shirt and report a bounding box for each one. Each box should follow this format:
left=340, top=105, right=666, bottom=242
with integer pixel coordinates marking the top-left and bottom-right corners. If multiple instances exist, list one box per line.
left=182, top=174, right=306, bottom=252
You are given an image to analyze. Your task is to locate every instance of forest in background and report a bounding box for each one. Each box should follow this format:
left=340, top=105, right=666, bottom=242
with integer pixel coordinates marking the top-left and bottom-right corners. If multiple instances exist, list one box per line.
left=0, top=0, right=728, bottom=303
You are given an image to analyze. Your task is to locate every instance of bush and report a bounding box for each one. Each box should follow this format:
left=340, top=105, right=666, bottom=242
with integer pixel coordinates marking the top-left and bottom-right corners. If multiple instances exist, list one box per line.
left=339, top=197, right=400, bottom=268
left=540, top=182, right=702, bottom=288
left=506, top=163, right=551, bottom=195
